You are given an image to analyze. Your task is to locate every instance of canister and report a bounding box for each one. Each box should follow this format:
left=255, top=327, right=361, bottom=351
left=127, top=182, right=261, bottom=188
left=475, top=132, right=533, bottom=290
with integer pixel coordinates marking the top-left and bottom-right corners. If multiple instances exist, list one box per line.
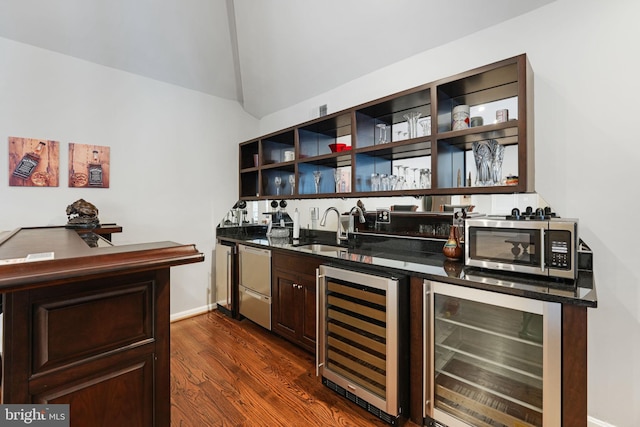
left=452, top=105, right=470, bottom=130
left=496, top=109, right=509, bottom=123
left=470, top=116, right=484, bottom=127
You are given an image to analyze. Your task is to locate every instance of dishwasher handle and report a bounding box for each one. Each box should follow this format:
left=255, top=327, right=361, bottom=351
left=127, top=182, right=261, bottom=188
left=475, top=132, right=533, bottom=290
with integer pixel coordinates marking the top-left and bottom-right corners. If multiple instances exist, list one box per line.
left=239, top=245, right=271, bottom=257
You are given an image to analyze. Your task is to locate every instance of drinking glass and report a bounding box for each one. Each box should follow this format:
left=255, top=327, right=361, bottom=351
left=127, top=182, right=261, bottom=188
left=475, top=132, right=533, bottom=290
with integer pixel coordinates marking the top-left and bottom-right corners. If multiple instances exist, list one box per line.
left=288, top=174, right=295, bottom=195
left=313, top=171, right=322, bottom=194
left=420, top=168, right=431, bottom=189
left=411, top=167, right=419, bottom=188
left=376, top=124, right=388, bottom=144
left=371, top=173, right=380, bottom=192
left=334, top=169, right=341, bottom=193
left=402, top=166, right=410, bottom=189
left=389, top=175, right=398, bottom=191
left=380, top=174, right=389, bottom=191
left=274, top=176, right=282, bottom=195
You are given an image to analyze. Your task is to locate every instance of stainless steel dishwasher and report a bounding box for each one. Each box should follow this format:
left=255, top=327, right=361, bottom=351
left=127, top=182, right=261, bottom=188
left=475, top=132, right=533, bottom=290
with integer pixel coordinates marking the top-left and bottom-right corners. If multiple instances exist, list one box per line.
left=238, top=244, right=272, bottom=330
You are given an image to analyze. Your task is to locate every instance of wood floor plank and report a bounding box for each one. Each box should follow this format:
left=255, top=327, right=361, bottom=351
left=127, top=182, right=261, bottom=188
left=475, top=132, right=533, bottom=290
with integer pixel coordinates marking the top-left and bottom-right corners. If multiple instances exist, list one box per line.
left=170, top=310, right=420, bottom=427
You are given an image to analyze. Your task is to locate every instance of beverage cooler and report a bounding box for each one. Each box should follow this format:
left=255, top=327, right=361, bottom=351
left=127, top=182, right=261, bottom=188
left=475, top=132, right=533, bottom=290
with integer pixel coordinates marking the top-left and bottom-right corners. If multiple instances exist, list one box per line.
left=423, top=280, right=561, bottom=427
left=317, top=265, right=409, bottom=425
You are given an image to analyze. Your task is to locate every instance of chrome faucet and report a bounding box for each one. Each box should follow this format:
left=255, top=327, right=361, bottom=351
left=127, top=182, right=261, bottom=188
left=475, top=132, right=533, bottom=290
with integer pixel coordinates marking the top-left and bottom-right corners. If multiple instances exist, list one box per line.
left=320, top=207, right=347, bottom=245
left=348, top=206, right=366, bottom=233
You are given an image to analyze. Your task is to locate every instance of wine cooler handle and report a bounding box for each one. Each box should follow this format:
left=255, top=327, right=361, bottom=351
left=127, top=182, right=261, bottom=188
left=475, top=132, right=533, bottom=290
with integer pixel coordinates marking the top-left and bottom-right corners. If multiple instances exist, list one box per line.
left=316, top=269, right=323, bottom=377
left=423, top=281, right=435, bottom=418
left=226, top=251, right=232, bottom=306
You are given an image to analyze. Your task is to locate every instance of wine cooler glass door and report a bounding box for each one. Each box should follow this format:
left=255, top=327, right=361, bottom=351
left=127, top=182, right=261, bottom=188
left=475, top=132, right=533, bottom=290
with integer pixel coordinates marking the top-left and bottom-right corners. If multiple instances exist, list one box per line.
left=424, top=280, right=561, bottom=427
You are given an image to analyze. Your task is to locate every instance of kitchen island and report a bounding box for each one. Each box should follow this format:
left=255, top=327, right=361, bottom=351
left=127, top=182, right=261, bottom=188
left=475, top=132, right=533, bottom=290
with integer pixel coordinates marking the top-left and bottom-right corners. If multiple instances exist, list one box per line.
left=0, top=226, right=204, bottom=427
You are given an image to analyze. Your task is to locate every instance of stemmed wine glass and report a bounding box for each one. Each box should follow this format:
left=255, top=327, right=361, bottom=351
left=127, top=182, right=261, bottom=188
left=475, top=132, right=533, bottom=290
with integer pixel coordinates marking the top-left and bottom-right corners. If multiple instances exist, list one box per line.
left=412, top=167, right=419, bottom=189
left=274, top=176, right=282, bottom=196
left=288, top=174, right=295, bottom=195
left=402, top=166, right=410, bottom=189
left=313, top=171, right=322, bottom=194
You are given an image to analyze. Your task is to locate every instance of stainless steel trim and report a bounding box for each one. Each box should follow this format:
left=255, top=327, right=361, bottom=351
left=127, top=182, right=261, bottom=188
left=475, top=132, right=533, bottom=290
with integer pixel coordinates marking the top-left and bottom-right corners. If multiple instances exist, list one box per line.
left=318, top=265, right=400, bottom=416
left=427, top=280, right=562, bottom=426
left=244, top=288, right=264, bottom=300
left=423, top=280, right=434, bottom=418
left=543, top=300, right=562, bottom=426
left=465, top=217, right=578, bottom=279
left=315, top=268, right=322, bottom=377
left=226, top=251, right=232, bottom=306
left=238, top=244, right=272, bottom=330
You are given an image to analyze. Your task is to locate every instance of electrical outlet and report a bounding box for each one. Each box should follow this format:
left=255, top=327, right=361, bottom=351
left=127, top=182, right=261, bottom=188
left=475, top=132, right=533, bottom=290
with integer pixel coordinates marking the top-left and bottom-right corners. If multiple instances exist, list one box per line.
left=376, top=208, right=391, bottom=224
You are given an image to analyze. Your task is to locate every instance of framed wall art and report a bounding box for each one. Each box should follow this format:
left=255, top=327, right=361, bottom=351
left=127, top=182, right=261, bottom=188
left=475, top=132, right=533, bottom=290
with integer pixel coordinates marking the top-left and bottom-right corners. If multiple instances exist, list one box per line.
left=8, top=136, right=60, bottom=187
left=69, top=143, right=110, bottom=188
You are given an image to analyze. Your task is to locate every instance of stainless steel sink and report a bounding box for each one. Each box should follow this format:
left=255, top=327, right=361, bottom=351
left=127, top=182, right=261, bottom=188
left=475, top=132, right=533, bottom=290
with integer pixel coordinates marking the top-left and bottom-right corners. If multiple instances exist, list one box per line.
left=295, top=244, right=348, bottom=254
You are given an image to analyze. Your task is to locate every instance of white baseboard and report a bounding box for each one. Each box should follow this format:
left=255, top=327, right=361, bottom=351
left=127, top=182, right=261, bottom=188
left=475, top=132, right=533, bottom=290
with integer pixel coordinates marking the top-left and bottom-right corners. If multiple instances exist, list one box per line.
left=170, top=304, right=215, bottom=322
left=588, top=416, right=616, bottom=427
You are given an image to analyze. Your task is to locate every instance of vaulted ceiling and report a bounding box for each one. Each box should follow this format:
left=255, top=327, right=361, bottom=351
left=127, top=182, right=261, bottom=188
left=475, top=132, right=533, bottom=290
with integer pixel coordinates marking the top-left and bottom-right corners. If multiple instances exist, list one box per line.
left=0, top=0, right=553, bottom=118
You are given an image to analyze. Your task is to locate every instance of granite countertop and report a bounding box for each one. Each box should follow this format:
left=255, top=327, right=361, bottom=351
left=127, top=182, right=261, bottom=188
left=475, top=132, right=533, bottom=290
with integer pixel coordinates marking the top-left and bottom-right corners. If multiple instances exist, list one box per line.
left=217, top=227, right=597, bottom=308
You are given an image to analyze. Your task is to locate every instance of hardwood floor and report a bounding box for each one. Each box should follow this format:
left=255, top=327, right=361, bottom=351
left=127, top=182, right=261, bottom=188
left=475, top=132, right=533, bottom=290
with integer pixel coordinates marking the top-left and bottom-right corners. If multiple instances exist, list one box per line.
left=170, top=310, right=421, bottom=427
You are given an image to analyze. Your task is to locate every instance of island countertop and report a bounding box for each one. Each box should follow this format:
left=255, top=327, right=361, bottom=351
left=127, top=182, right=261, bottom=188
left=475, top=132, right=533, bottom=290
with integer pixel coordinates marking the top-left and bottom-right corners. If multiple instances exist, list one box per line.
left=0, top=226, right=204, bottom=292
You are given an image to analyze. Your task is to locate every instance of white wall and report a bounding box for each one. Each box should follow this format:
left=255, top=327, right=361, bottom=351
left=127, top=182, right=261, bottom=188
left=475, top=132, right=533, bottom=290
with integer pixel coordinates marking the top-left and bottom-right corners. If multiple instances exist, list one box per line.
left=0, top=37, right=258, bottom=319
left=259, top=1, right=640, bottom=425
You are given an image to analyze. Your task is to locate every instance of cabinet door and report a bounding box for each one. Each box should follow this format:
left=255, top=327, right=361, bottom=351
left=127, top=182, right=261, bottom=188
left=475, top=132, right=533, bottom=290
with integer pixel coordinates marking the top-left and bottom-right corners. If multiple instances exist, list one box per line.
left=299, top=273, right=317, bottom=352
left=272, top=268, right=298, bottom=342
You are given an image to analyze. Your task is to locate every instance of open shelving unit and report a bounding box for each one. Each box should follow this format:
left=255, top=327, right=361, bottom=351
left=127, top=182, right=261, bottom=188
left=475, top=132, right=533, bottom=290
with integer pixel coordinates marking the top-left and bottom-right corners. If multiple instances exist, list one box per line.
left=238, top=54, right=533, bottom=200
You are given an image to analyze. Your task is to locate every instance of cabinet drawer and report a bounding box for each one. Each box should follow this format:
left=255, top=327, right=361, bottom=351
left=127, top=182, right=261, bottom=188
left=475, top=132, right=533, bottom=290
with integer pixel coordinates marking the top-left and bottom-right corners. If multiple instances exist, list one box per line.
left=272, top=251, right=321, bottom=276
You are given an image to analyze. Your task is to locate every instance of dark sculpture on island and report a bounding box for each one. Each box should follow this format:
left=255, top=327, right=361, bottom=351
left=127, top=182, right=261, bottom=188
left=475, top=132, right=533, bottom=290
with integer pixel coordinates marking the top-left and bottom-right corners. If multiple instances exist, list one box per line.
left=66, top=198, right=100, bottom=229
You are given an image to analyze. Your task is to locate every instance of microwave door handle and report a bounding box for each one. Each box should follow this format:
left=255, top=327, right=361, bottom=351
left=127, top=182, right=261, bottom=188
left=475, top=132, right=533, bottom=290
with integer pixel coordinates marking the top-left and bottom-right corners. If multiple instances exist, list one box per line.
left=540, top=227, right=546, bottom=272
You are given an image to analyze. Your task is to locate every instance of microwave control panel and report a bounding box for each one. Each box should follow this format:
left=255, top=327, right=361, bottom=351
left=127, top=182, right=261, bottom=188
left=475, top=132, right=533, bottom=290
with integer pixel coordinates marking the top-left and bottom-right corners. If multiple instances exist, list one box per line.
left=548, top=230, right=572, bottom=269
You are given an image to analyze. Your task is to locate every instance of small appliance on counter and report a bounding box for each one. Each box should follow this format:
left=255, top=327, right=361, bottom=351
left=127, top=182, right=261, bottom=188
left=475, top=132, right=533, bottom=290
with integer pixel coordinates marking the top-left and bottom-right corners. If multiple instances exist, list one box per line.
left=465, top=207, right=579, bottom=280
left=264, top=200, right=293, bottom=227
left=221, top=200, right=249, bottom=227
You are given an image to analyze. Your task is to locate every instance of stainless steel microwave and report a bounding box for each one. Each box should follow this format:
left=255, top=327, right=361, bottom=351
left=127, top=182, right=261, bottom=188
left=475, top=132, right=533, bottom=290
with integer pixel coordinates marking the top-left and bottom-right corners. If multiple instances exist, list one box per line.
left=465, top=217, right=578, bottom=280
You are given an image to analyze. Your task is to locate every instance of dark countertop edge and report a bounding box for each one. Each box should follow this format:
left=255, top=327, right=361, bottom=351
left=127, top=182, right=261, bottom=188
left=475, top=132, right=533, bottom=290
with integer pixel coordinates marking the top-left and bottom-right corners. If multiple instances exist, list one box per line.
left=219, top=235, right=598, bottom=308
left=0, top=228, right=205, bottom=292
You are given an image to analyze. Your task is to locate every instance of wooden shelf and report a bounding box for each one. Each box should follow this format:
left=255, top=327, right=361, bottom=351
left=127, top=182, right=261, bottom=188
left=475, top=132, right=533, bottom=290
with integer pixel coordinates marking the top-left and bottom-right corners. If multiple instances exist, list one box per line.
left=239, top=54, right=533, bottom=200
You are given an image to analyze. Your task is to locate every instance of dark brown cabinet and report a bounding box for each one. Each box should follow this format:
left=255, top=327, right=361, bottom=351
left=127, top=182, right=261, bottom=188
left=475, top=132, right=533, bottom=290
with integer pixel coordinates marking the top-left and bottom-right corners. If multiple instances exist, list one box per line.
left=271, top=251, right=320, bottom=353
left=239, top=54, right=533, bottom=200
left=0, top=227, right=204, bottom=427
